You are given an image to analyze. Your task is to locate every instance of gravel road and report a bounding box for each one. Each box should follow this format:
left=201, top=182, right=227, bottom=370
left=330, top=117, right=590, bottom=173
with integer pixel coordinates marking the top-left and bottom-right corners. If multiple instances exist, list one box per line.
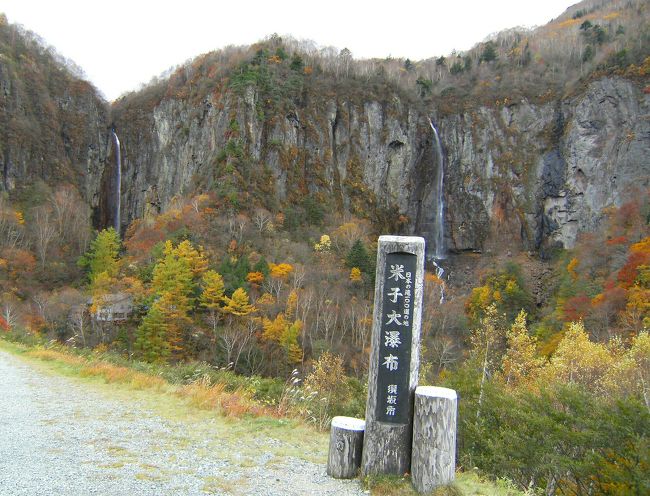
left=0, top=351, right=368, bottom=496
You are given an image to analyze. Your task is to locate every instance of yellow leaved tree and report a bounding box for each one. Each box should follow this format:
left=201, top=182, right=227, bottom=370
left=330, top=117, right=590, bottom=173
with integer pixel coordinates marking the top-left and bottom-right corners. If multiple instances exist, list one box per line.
left=222, top=287, right=256, bottom=316
left=219, top=287, right=257, bottom=370
left=540, top=321, right=614, bottom=395
left=349, top=267, right=362, bottom=283
left=173, top=239, right=208, bottom=277
left=199, top=270, right=226, bottom=346
left=500, top=310, right=545, bottom=389
left=261, top=312, right=304, bottom=369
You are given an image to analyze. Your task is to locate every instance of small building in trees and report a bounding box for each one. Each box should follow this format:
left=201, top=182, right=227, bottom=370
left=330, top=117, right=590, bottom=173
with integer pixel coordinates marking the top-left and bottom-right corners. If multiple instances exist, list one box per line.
left=93, top=293, right=133, bottom=322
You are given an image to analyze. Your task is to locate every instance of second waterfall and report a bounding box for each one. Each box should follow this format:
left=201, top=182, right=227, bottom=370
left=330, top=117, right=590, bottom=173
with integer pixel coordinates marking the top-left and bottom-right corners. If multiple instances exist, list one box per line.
left=428, top=119, right=445, bottom=260
left=428, top=119, right=446, bottom=303
left=111, top=130, right=121, bottom=234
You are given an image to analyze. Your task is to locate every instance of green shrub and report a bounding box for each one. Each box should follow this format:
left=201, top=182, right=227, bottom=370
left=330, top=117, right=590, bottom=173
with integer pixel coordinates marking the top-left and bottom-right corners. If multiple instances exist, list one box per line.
left=442, top=367, right=650, bottom=494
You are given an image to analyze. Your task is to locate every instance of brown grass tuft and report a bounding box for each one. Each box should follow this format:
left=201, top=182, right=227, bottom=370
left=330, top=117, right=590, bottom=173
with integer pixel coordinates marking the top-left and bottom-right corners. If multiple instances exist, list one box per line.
left=178, top=376, right=270, bottom=418
left=81, top=363, right=130, bottom=382
left=27, top=348, right=86, bottom=366
left=129, top=372, right=166, bottom=391
left=79, top=362, right=166, bottom=391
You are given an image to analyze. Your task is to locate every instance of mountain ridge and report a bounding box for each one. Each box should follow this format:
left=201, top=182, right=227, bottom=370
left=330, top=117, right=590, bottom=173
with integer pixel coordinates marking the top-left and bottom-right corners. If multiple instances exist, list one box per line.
left=0, top=0, right=648, bottom=254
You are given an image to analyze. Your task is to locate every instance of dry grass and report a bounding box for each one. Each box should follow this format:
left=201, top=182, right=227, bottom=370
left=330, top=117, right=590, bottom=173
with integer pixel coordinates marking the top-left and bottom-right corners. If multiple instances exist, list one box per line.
left=177, top=376, right=272, bottom=418
left=202, top=475, right=246, bottom=494
left=23, top=347, right=168, bottom=393
left=363, top=471, right=527, bottom=496
left=20, top=345, right=275, bottom=420
left=4, top=341, right=282, bottom=422
left=80, top=362, right=166, bottom=391
left=26, top=348, right=87, bottom=366
left=130, top=371, right=167, bottom=391
left=80, top=363, right=130, bottom=382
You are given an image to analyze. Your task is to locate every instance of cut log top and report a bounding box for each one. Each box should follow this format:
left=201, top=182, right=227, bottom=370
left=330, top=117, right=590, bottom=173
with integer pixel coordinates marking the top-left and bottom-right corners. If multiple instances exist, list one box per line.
left=378, top=235, right=426, bottom=245
left=331, top=416, right=366, bottom=431
left=415, top=386, right=457, bottom=400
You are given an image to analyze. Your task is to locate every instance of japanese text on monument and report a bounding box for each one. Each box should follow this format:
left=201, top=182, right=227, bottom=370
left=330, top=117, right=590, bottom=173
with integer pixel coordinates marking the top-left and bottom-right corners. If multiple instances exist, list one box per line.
left=376, top=252, right=415, bottom=424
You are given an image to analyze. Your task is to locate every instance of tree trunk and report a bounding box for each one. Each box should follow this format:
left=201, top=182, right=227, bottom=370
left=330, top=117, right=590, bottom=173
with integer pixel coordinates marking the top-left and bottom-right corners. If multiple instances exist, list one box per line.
left=327, top=416, right=365, bottom=479
left=411, top=386, right=457, bottom=493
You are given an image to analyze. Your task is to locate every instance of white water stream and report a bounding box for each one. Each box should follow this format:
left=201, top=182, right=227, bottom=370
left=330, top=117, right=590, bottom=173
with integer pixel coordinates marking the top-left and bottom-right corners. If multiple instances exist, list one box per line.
left=428, top=119, right=446, bottom=303
left=429, top=119, right=445, bottom=260
left=112, top=131, right=121, bottom=233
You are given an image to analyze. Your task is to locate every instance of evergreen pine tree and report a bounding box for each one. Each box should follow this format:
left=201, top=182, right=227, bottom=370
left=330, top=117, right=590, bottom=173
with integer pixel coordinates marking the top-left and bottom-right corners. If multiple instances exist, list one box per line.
left=135, top=303, right=169, bottom=363
left=480, top=41, right=498, bottom=63
left=78, top=228, right=121, bottom=282
left=345, top=240, right=373, bottom=275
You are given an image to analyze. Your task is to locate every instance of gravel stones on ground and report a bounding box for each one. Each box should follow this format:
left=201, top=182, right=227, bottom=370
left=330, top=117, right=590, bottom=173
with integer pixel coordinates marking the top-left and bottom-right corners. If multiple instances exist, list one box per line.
left=0, top=351, right=368, bottom=495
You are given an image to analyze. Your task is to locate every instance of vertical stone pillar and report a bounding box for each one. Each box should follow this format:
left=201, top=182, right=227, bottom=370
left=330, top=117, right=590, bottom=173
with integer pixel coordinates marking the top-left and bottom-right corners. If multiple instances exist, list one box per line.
left=361, top=235, right=425, bottom=476
left=411, top=386, right=457, bottom=492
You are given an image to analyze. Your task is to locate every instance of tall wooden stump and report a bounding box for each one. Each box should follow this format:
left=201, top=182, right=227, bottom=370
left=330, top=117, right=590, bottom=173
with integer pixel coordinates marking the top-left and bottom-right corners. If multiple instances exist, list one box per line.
left=361, top=236, right=425, bottom=476
left=327, top=416, right=365, bottom=479
left=411, top=386, right=457, bottom=492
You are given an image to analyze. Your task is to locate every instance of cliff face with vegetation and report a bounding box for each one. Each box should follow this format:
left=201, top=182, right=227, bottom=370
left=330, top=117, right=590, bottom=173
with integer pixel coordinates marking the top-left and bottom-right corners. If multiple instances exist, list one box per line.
left=106, top=0, right=649, bottom=254
left=441, top=76, right=649, bottom=253
left=109, top=72, right=648, bottom=255
left=0, top=15, right=109, bottom=210
left=110, top=82, right=432, bottom=240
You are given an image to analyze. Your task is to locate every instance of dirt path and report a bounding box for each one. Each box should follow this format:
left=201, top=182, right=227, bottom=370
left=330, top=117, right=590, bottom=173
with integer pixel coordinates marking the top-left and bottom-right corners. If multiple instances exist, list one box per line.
left=0, top=350, right=368, bottom=496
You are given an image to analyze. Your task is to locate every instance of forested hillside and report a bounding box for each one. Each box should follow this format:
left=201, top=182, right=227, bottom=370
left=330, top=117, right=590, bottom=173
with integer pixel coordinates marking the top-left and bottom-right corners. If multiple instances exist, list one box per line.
left=0, top=1, right=649, bottom=493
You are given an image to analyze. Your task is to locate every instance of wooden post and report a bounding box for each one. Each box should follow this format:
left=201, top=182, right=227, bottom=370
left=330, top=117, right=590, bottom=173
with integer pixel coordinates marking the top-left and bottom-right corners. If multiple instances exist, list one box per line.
left=361, top=236, right=425, bottom=476
left=411, top=386, right=457, bottom=493
left=327, top=416, right=365, bottom=479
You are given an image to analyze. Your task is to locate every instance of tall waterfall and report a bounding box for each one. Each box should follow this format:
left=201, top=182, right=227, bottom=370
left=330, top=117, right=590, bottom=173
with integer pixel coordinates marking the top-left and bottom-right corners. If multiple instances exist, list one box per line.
left=111, top=131, right=121, bottom=233
left=429, top=119, right=445, bottom=260
left=428, top=119, right=446, bottom=303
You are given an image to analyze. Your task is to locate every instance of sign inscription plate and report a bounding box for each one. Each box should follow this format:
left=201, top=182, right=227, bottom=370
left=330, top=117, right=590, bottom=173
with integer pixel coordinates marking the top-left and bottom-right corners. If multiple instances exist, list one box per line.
left=375, top=252, right=416, bottom=424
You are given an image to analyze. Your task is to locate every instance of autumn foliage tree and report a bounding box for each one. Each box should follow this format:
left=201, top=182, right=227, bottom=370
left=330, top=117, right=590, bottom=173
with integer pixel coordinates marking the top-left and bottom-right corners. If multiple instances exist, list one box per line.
left=547, top=221, right=649, bottom=341
left=222, top=287, right=256, bottom=316
left=78, top=228, right=121, bottom=283
left=219, top=287, right=257, bottom=370
left=200, top=269, right=225, bottom=335
left=501, top=311, right=545, bottom=389
left=261, top=312, right=303, bottom=368
left=446, top=312, right=649, bottom=494
left=136, top=239, right=206, bottom=362
left=465, top=263, right=533, bottom=327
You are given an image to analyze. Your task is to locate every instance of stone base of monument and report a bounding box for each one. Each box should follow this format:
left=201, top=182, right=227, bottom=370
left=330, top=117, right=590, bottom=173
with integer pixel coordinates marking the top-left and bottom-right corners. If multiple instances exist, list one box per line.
left=411, top=386, right=457, bottom=493
left=327, top=416, right=365, bottom=479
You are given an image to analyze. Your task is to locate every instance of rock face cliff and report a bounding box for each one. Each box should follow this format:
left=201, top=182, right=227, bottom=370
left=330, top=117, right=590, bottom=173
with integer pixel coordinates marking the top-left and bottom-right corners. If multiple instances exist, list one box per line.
left=110, top=75, right=649, bottom=254
left=0, top=19, right=110, bottom=207
left=442, top=77, right=649, bottom=253
left=111, top=87, right=431, bottom=234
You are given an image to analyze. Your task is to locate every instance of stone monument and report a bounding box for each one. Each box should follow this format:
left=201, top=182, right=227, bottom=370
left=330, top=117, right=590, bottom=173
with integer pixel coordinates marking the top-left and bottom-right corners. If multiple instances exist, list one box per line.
left=361, top=235, right=425, bottom=476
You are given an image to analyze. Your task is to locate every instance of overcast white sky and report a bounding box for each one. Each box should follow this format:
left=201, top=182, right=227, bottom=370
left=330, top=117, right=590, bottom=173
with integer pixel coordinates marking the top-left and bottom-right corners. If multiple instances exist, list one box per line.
left=1, top=0, right=577, bottom=101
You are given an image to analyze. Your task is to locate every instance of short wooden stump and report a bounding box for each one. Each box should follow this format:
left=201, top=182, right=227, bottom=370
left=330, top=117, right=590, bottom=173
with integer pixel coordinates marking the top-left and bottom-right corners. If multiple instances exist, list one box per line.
left=411, top=386, right=457, bottom=493
left=327, top=416, right=365, bottom=479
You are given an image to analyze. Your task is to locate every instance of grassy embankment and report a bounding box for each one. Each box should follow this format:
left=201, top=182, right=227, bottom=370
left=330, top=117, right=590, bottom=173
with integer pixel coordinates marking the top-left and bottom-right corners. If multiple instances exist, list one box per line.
left=0, top=338, right=524, bottom=496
